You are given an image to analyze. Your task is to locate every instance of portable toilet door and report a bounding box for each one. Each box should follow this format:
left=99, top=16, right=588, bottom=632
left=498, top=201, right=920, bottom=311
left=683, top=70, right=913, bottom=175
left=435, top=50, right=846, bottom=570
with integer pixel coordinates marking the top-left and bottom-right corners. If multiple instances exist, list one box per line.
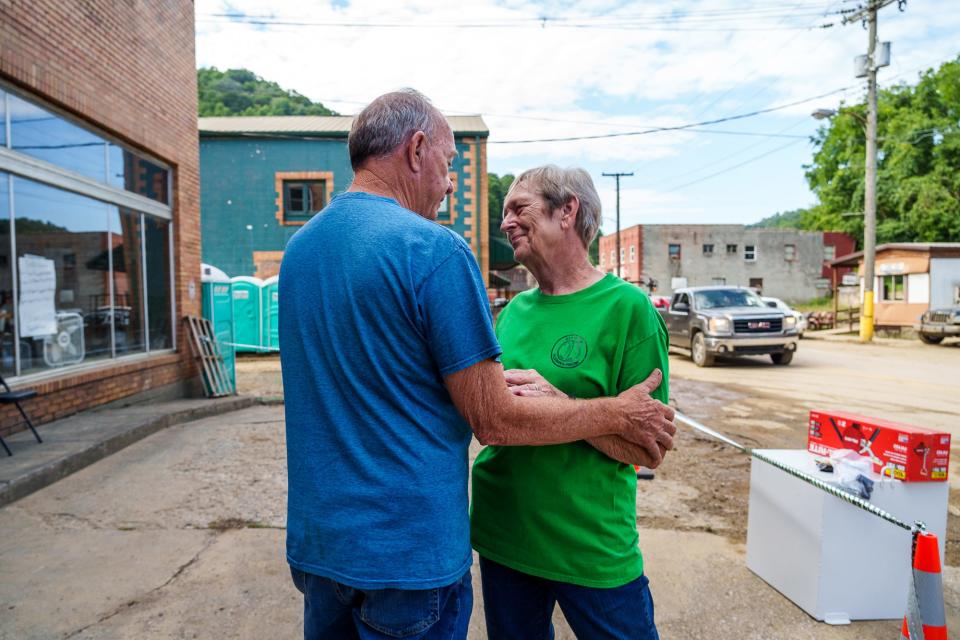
left=230, top=276, right=263, bottom=353
left=261, top=275, right=280, bottom=352
left=200, top=264, right=236, bottom=392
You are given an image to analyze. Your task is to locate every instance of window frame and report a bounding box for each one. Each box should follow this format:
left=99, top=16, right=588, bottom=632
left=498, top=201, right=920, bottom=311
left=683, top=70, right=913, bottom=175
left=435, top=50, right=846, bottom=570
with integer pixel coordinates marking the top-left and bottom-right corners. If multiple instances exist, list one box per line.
left=0, top=83, right=176, bottom=381
left=0, top=81, right=172, bottom=221
left=668, top=243, right=681, bottom=260
left=784, top=244, right=797, bottom=262
left=274, top=171, right=334, bottom=226
left=880, top=274, right=906, bottom=302
left=703, top=243, right=714, bottom=256
left=744, top=245, right=757, bottom=262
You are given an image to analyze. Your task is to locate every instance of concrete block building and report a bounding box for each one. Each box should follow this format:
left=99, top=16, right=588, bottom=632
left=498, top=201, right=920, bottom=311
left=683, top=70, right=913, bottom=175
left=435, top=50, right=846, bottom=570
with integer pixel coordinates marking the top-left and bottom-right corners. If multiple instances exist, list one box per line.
left=0, top=1, right=201, bottom=435
left=599, top=224, right=855, bottom=302
left=198, top=116, right=492, bottom=285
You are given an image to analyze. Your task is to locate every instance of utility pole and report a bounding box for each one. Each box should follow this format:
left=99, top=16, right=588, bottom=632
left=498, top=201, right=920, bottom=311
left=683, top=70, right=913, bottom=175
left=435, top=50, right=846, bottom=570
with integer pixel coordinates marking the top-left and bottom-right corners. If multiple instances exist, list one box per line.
left=602, top=172, right=633, bottom=279
left=843, top=0, right=900, bottom=342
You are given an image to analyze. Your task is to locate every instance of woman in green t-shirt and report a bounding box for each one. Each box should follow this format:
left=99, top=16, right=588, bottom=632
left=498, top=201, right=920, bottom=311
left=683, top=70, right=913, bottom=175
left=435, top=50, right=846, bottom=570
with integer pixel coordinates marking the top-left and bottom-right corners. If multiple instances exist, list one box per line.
left=471, top=165, right=671, bottom=639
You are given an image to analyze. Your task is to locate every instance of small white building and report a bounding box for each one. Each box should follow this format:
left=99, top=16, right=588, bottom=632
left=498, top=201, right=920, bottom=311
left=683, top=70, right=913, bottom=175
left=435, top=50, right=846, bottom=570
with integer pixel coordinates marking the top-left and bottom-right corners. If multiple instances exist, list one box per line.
left=831, top=243, right=960, bottom=327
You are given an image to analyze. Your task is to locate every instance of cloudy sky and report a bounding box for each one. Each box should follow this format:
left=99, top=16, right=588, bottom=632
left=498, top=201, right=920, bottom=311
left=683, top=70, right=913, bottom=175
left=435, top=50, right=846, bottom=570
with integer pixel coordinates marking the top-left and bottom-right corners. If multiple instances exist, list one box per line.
left=195, top=0, right=960, bottom=233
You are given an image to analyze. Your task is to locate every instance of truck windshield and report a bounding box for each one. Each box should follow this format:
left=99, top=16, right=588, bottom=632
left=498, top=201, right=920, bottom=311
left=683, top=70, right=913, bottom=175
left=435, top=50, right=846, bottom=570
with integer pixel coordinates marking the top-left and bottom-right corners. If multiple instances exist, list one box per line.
left=694, top=289, right=765, bottom=309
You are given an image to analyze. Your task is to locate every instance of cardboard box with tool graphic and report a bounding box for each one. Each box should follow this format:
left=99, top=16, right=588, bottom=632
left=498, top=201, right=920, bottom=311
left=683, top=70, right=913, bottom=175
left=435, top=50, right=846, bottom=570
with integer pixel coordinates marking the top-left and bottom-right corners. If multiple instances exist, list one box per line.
left=807, top=410, right=950, bottom=482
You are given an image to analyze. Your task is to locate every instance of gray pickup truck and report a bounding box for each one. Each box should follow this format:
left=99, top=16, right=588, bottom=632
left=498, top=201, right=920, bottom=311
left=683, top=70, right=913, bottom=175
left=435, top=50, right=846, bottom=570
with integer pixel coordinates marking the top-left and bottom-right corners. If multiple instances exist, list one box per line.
left=659, top=286, right=800, bottom=367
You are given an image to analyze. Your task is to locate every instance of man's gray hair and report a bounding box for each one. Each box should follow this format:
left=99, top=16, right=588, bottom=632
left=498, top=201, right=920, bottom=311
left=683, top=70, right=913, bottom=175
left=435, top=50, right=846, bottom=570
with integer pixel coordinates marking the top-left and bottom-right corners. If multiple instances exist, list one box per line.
left=348, top=89, right=446, bottom=170
left=512, top=165, right=602, bottom=248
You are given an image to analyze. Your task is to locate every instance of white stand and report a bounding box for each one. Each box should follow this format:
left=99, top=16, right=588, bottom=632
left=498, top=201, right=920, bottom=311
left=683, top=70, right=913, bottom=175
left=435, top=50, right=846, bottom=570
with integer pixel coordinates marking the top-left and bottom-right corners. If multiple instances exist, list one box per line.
left=745, top=449, right=948, bottom=623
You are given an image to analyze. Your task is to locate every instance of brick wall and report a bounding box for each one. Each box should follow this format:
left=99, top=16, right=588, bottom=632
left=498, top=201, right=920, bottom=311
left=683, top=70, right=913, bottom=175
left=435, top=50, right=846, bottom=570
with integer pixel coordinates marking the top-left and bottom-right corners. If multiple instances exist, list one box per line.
left=599, top=225, right=644, bottom=284
left=0, top=1, right=200, bottom=435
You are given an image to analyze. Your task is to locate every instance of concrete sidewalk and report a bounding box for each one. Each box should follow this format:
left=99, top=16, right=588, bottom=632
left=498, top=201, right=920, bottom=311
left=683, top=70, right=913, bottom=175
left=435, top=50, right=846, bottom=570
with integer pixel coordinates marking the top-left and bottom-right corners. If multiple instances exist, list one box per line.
left=0, top=394, right=267, bottom=508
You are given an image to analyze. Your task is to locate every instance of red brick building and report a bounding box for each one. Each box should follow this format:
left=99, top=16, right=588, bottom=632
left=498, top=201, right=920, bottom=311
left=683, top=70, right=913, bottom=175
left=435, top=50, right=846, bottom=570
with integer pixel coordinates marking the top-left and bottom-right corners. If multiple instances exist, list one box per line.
left=598, top=226, right=644, bottom=284
left=0, top=2, right=201, bottom=435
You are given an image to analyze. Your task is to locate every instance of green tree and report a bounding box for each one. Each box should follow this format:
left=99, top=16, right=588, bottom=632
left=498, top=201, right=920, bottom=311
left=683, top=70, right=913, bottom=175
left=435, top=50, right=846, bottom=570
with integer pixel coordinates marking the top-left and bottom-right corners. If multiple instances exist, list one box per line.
left=197, top=67, right=338, bottom=117
left=488, top=173, right=517, bottom=270
left=749, top=208, right=806, bottom=229
left=803, top=56, right=960, bottom=247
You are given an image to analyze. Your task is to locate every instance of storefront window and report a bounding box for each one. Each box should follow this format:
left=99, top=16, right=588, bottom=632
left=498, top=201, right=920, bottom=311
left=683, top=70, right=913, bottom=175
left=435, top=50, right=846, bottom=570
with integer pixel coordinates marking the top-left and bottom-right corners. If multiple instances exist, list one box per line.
left=112, top=209, right=146, bottom=355
left=145, top=217, right=172, bottom=350
left=108, top=144, right=169, bottom=204
left=1, top=91, right=7, bottom=146
left=13, top=178, right=115, bottom=374
left=0, top=174, right=15, bottom=378
left=4, top=87, right=169, bottom=204
left=0, top=85, right=174, bottom=379
left=8, top=92, right=108, bottom=182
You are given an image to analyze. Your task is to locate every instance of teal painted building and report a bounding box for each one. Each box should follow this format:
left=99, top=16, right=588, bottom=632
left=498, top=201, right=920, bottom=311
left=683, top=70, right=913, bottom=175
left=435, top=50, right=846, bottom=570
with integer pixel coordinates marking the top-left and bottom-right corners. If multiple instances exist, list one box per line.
left=198, top=115, right=494, bottom=286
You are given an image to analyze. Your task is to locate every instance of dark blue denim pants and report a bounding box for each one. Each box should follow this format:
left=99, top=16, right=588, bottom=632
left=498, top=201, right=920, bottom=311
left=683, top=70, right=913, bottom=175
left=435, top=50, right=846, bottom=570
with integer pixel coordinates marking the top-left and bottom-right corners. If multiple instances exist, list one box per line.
left=479, top=557, right=659, bottom=640
left=290, top=567, right=472, bottom=640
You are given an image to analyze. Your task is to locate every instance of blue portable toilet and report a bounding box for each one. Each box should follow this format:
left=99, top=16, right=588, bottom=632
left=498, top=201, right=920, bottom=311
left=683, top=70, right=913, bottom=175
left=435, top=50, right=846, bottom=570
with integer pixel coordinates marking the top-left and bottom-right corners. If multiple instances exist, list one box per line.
left=200, top=264, right=236, bottom=392
left=261, top=275, right=279, bottom=352
left=230, top=276, right=263, bottom=353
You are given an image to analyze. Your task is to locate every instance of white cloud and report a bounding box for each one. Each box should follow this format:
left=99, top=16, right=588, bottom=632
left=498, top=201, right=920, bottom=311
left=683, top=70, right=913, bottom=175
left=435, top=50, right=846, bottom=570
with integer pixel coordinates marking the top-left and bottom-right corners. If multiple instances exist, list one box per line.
left=195, top=0, right=960, bottom=223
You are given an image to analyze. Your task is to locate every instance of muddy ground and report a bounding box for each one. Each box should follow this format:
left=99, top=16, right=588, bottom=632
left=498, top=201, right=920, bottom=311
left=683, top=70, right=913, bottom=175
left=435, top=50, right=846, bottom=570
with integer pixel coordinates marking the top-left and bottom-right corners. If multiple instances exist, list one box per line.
left=237, top=350, right=960, bottom=568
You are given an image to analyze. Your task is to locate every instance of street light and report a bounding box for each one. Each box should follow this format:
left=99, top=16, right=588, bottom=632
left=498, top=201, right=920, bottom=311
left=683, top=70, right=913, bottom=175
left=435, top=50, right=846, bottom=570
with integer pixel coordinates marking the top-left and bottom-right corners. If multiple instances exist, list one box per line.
left=812, top=105, right=876, bottom=342
left=811, top=108, right=866, bottom=126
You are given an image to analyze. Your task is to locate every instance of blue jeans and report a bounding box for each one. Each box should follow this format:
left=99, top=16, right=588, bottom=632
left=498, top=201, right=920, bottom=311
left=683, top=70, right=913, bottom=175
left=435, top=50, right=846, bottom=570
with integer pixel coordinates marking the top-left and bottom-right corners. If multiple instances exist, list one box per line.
left=290, top=567, right=472, bottom=640
left=479, top=557, right=659, bottom=640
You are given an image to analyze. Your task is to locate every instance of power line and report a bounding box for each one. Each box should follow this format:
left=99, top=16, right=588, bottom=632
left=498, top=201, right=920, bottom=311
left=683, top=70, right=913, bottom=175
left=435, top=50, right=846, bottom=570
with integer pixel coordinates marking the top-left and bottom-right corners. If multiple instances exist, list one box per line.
left=638, top=116, right=815, bottom=187
left=662, top=139, right=808, bottom=192
left=488, top=86, right=854, bottom=144
left=684, top=0, right=848, bottom=119
left=196, top=6, right=850, bottom=32
left=197, top=18, right=828, bottom=32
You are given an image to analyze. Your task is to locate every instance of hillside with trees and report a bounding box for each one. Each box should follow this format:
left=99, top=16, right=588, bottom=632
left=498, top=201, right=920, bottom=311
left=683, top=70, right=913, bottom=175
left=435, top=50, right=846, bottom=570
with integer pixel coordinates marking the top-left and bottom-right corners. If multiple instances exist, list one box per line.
left=198, top=68, right=337, bottom=117
left=748, top=209, right=804, bottom=229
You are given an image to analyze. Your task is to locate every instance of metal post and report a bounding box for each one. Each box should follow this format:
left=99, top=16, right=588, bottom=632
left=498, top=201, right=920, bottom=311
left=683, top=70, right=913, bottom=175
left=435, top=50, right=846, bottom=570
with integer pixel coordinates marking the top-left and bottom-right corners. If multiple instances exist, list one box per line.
left=602, top=172, right=633, bottom=279
left=861, top=5, right=878, bottom=343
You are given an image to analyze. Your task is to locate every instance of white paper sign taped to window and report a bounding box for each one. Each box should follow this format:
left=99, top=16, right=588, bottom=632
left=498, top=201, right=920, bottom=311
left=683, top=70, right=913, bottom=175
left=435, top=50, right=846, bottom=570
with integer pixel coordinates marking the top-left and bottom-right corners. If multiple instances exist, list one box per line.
left=18, top=254, right=58, bottom=337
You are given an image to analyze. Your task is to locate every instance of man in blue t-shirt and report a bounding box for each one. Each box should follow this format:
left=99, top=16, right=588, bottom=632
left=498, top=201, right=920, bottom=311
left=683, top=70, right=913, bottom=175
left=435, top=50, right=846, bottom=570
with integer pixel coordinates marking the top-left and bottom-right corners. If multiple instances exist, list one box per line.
left=280, top=89, right=677, bottom=640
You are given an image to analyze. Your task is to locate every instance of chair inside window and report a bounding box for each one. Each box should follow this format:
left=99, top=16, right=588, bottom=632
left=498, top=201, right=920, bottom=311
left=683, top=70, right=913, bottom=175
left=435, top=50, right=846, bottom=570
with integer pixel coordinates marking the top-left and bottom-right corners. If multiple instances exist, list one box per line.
left=0, top=373, right=42, bottom=456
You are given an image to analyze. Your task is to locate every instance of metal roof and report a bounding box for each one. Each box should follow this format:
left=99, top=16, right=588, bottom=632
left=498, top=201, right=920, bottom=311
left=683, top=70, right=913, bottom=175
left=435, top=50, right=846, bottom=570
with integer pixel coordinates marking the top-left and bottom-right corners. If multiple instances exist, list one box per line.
left=198, top=115, right=488, bottom=136
left=830, top=242, right=960, bottom=266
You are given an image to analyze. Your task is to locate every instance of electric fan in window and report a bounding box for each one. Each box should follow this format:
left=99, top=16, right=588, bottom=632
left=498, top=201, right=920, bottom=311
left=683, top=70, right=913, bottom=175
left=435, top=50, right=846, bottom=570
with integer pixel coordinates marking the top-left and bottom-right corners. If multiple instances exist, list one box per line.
left=43, top=312, right=85, bottom=367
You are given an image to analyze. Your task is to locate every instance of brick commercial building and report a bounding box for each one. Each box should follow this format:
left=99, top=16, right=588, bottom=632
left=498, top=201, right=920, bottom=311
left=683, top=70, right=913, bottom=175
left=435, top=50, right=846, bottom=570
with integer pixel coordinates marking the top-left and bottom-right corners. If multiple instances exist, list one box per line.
left=198, top=116, right=493, bottom=285
left=599, top=224, right=855, bottom=302
left=0, top=2, right=201, bottom=436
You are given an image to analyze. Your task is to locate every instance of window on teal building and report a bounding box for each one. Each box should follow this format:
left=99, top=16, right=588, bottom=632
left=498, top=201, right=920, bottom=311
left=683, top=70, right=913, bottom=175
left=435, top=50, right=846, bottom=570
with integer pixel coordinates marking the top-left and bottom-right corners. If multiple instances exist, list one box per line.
left=283, top=180, right=327, bottom=223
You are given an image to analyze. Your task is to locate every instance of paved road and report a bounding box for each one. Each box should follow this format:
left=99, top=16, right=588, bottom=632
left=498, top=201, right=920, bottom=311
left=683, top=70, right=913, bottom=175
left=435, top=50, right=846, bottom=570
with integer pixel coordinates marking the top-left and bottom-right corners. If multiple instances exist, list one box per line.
left=1, top=339, right=956, bottom=639
left=669, top=337, right=960, bottom=481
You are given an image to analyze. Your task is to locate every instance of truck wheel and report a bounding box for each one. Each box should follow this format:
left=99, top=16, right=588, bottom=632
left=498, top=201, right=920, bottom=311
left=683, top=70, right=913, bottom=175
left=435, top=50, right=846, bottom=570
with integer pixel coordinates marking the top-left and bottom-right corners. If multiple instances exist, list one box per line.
left=919, top=334, right=944, bottom=345
left=691, top=332, right=714, bottom=367
left=770, top=351, right=793, bottom=365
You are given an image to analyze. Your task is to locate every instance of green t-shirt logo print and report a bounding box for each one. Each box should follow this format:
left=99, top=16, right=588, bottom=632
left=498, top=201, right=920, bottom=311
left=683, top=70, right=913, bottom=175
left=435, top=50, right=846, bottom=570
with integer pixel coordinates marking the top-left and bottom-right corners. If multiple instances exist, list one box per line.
left=550, top=334, right=588, bottom=368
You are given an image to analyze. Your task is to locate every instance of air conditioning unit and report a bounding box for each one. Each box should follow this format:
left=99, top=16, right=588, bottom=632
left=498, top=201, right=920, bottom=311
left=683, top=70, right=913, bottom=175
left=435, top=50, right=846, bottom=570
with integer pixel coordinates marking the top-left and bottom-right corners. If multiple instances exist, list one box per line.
left=43, top=312, right=85, bottom=367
